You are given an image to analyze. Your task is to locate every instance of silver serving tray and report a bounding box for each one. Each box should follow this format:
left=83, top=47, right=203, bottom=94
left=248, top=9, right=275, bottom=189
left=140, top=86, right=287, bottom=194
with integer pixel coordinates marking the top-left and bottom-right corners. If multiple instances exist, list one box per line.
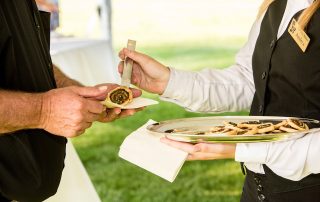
left=147, top=116, right=320, bottom=143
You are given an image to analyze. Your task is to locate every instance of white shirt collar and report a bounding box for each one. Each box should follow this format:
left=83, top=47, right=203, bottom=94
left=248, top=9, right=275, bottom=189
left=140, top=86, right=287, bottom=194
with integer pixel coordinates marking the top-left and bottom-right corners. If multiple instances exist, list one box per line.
left=277, top=0, right=312, bottom=38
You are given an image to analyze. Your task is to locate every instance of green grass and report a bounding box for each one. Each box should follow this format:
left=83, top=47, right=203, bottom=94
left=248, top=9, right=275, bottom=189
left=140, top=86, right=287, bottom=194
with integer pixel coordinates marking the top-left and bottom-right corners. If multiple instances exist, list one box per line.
left=58, top=0, right=261, bottom=200
left=132, top=39, right=243, bottom=71
left=72, top=39, right=250, bottom=202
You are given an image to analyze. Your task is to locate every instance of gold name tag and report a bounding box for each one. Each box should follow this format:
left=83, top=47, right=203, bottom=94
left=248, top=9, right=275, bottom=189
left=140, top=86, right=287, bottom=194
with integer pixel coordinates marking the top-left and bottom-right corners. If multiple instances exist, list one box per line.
left=288, top=18, right=310, bottom=52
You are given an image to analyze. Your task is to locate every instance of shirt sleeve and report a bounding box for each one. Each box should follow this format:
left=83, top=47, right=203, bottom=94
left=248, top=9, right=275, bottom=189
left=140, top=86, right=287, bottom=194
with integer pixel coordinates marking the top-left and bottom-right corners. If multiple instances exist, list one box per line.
left=236, top=130, right=320, bottom=181
left=160, top=16, right=263, bottom=113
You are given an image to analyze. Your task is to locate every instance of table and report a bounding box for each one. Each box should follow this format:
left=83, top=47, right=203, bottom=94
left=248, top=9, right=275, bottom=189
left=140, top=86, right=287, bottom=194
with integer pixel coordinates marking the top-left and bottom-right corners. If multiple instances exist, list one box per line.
left=50, top=38, right=120, bottom=86
left=45, top=141, right=101, bottom=202
left=46, top=38, right=119, bottom=202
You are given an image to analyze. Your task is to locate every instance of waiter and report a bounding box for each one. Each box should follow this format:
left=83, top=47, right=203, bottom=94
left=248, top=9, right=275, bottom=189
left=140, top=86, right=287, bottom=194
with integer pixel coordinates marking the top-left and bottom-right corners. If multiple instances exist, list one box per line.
left=117, top=0, right=320, bottom=201
left=0, top=0, right=141, bottom=201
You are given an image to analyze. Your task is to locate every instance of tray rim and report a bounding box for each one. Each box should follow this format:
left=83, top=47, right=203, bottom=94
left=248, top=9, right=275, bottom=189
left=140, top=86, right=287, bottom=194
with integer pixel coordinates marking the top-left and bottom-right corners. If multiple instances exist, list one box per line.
left=147, top=116, right=320, bottom=143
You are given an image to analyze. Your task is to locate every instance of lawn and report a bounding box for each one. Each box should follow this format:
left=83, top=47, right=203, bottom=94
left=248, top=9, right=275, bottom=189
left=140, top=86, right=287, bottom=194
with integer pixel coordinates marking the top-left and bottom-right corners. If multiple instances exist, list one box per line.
left=72, top=39, right=249, bottom=202
left=68, top=1, right=260, bottom=201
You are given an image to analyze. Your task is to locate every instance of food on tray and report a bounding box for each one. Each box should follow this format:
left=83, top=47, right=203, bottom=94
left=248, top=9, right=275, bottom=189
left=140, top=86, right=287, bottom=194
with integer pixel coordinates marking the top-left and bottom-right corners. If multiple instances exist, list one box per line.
left=287, top=119, right=309, bottom=130
left=257, top=123, right=275, bottom=133
left=237, top=121, right=261, bottom=129
left=164, top=118, right=310, bottom=136
left=103, top=86, right=133, bottom=108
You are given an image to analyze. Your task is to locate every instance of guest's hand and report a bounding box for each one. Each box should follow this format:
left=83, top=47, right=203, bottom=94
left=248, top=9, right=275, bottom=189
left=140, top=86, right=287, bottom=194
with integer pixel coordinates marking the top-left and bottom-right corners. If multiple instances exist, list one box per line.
left=40, top=86, right=108, bottom=138
left=161, top=137, right=236, bottom=160
left=35, top=0, right=59, bottom=12
left=118, top=49, right=170, bottom=95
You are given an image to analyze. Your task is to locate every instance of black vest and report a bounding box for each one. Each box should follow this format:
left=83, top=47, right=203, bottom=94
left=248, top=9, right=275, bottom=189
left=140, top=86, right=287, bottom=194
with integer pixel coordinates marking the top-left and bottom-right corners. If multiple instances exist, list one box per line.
left=242, top=1, right=320, bottom=201
left=250, top=0, right=320, bottom=121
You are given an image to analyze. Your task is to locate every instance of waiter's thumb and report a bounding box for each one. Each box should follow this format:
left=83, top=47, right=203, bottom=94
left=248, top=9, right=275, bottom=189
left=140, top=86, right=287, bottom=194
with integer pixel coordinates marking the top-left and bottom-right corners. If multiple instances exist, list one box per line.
left=123, top=48, right=148, bottom=64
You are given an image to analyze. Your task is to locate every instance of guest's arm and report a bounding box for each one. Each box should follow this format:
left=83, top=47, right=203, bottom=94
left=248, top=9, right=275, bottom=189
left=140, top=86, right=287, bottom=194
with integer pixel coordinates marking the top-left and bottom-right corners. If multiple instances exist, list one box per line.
left=35, top=0, right=58, bottom=12
left=53, top=64, right=83, bottom=87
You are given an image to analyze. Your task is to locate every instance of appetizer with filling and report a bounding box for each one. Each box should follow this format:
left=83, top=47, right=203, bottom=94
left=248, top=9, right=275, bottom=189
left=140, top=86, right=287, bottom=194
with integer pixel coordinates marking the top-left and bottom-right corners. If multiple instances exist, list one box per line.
left=103, top=86, right=133, bottom=108
left=164, top=118, right=310, bottom=136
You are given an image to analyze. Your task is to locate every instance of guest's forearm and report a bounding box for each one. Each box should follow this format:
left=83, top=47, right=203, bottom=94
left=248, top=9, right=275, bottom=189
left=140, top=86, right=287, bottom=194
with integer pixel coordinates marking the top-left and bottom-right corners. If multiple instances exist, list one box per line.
left=0, top=90, right=44, bottom=134
left=53, top=65, right=83, bottom=88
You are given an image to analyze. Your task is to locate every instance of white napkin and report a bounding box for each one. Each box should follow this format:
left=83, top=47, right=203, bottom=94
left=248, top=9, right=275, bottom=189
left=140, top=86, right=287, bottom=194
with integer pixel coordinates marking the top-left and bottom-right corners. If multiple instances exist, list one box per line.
left=104, top=97, right=159, bottom=109
left=122, top=97, right=159, bottom=109
left=119, top=120, right=188, bottom=182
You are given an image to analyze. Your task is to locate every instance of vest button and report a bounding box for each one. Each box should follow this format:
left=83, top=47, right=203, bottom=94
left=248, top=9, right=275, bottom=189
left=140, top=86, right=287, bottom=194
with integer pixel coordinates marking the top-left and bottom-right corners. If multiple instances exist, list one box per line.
left=258, top=193, right=266, bottom=201
left=259, top=105, right=263, bottom=113
left=254, top=177, right=261, bottom=184
left=270, top=40, right=276, bottom=49
left=261, top=72, right=267, bottom=79
left=257, top=184, right=263, bottom=192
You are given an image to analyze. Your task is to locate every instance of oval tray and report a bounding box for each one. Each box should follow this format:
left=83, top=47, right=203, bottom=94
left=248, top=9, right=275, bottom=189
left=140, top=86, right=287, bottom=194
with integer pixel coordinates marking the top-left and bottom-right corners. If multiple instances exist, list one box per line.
left=147, top=116, right=320, bottom=143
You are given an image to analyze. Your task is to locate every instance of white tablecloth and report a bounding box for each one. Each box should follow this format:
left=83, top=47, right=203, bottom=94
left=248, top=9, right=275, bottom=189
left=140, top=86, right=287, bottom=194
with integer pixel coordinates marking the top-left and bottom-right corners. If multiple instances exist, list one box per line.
left=46, top=38, right=119, bottom=202
left=45, top=141, right=101, bottom=202
left=51, top=38, right=120, bottom=86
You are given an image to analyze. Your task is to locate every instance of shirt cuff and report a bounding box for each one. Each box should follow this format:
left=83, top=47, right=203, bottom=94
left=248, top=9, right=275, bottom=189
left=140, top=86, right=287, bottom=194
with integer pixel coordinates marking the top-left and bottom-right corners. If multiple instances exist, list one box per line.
left=161, top=68, right=195, bottom=100
left=235, top=143, right=269, bottom=164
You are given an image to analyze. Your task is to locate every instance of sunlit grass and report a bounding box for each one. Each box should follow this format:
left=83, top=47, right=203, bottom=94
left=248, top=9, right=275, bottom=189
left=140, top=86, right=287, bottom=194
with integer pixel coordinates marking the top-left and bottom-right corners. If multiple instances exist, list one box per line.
left=62, top=0, right=260, bottom=201
left=73, top=98, right=248, bottom=202
left=73, top=40, right=249, bottom=201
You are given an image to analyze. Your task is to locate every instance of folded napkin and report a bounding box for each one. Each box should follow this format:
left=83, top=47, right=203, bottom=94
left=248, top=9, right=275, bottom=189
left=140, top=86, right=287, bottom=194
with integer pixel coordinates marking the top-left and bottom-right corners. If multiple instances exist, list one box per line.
left=122, top=97, right=159, bottom=109
left=103, top=97, right=159, bottom=109
left=119, top=120, right=188, bottom=182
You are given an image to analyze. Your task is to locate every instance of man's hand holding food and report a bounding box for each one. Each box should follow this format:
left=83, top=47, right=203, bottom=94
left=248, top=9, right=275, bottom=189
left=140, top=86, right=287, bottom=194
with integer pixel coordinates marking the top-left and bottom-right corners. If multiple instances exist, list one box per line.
left=39, top=84, right=142, bottom=138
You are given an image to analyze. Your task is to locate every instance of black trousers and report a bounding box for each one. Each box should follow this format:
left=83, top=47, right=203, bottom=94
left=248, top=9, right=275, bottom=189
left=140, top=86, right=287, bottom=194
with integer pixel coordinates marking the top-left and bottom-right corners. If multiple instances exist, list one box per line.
left=241, top=165, right=320, bottom=202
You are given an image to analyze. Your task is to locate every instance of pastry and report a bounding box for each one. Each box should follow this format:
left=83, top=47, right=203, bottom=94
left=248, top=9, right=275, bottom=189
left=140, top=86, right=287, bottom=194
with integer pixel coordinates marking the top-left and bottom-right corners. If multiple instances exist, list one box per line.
left=274, top=120, right=287, bottom=129
left=279, top=125, right=299, bottom=132
left=220, top=128, right=237, bottom=136
left=287, top=119, right=309, bottom=131
left=257, top=123, right=275, bottom=133
left=223, top=121, right=237, bottom=127
left=243, top=127, right=259, bottom=135
left=223, top=121, right=243, bottom=132
left=237, top=121, right=261, bottom=129
left=103, top=86, right=133, bottom=108
left=164, top=118, right=310, bottom=136
left=210, top=126, right=225, bottom=133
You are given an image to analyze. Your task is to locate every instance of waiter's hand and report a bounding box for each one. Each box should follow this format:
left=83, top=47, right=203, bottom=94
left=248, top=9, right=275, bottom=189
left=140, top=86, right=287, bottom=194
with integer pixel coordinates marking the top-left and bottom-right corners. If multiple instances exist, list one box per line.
left=118, top=49, right=170, bottom=95
left=40, top=86, right=108, bottom=138
left=160, top=137, right=236, bottom=160
left=93, top=83, right=143, bottom=123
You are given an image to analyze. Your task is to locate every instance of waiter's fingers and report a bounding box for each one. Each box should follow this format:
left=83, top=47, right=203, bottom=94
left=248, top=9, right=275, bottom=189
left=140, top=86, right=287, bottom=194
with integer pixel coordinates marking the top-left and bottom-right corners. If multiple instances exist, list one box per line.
left=187, top=152, right=226, bottom=161
left=118, top=49, right=125, bottom=60
left=130, top=88, right=142, bottom=98
left=160, top=137, right=199, bottom=154
left=118, top=60, right=124, bottom=74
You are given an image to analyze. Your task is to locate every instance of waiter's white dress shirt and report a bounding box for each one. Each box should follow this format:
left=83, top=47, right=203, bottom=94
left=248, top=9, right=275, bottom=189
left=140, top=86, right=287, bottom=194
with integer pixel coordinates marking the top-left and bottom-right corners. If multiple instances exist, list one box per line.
left=161, top=0, right=319, bottom=181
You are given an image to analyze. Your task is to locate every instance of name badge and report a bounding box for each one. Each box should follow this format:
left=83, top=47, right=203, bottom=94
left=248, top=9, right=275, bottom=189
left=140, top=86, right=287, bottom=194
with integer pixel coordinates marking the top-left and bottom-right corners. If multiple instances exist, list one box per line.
left=288, top=18, right=310, bottom=52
